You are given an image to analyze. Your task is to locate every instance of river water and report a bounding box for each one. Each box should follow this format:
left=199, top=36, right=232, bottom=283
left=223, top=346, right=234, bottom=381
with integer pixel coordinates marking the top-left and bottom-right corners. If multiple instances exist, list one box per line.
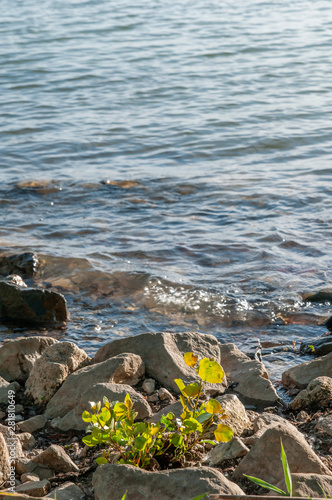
left=1, top=0, right=332, bottom=381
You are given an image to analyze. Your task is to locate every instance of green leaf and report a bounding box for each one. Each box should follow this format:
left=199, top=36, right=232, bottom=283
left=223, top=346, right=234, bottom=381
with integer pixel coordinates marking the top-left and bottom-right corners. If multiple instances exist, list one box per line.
left=174, top=378, right=186, bottom=392
left=189, top=494, right=208, bottom=500
left=134, top=422, right=148, bottom=434
left=197, top=358, right=224, bottom=384
left=134, top=436, right=148, bottom=451
left=243, top=475, right=288, bottom=496
left=196, top=412, right=212, bottom=424
left=201, top=439, right=216, bottom=445
left=184, top=352, right=199, bottom=367
left=206, top=399, right=222, bottom=415
left=95, top=457, right=108, bottom=465
left=99, top=408, right=111, bottom=423
left=183, top=383, right=200, bottom=398
left=214, top=424, right=233, bottom=442
left=183, top=418, right=203, bottom=433
left=114, top=402, right=128, bottom=418
left=82, top=411, right=92, bottom=422
left=82, top=435, right=100, bottom=447
left=121, top=493, right=127, bottom=500
left=171, top=433, right=184, bottom=447
left=280, top=440, right=292, bottom=497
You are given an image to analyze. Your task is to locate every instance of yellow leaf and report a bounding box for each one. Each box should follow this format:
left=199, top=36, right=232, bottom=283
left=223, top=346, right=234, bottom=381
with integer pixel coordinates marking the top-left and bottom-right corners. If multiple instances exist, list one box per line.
left=206, top=399, right=221, bottom=415
left=214, top=424, right=233, bottom=442
left=197, top=358, right=224, bottom=384
left=124, top=393, right=133, bottom=409
left=184, top=352, right=199, bottom=368
left=183, top=383, right=200, bottom=398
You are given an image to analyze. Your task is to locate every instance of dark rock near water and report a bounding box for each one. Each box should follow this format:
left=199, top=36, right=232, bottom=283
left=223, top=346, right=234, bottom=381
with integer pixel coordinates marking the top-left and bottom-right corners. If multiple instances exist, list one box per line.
left=0, top=275, right=68, bottom=325
left=0, top=252, right=39, bottom=278
left=303, top=289, right=332, bottom=303
left=300, top=335, right=332, bottom=356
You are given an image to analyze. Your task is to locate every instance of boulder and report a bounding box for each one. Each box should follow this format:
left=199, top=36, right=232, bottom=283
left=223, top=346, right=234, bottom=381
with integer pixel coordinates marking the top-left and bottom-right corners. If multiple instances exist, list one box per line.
left=45, top=482, right=84, bottom=500
left=0, top=337, right=57, bottom=382
left=289, top=376, right=332, bottom=410
left=0, top=276, right=67, bottom=325
left=93, top=463, right=245, bottom=500
left=0, top=433, right=10, bottom=485
left=17, top=415, right=47, bottom=434
left=282, top=352, right=332, bottom=389
left=94, top=332, right=226, bottom=395
left=233, top=423, right=330, bottom=483
left=204, top=437, right=249, bottom=465
left=47, top=382, right=152, bottom=431
left=14, top=479, right=51, bottom=497
left=244, top=414, right=296, bottom=446
left=0, top=253, right=39, bottom=278
left=31, top=445, right=79, bottom=473
left=315, top=414, right=332, bottom=436
left=0, top=377, right=20, bottom=404
left=275, top=473, right=332, bottom=498
left=25, top=342, right=91, bottom=404
left=219, top=343, right=279, bottom=406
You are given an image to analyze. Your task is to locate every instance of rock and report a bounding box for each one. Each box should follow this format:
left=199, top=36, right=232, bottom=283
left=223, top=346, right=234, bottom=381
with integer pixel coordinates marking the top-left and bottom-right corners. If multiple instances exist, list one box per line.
left=158, top=388, right=174, bottom=401
left=25, top=342, right=91, bottom=404
left=31, top=445, right=79, bottom=473
left=315, top=414, right=332, bottom=436
left=93, top=463, right=245, bottom=500
left=244, top=414, right=295, bottom=446
left=0, top=424, right=24, bottom=459
left=0, top=337, right=57, bottom=381
left=47, top=382, right=151, bottom=431
left=215, top=394, right=251, bottom=436
left=0, top=253, right=39, bottom=278
left=289, top=376, right=332, bottom=410
left=219, top=343, right=279, bottom=406
left=0, top=377, right=20, bottom=404
left=324, top=316, right=332, bottom=332
left=0, top=494, right=32, bottom=500
left=17, top=433, right=36, bottom=450
left=303, top=289, right=332, bottom=303
left=0, top=275, right=68, bottom=325
left=300, top=336, right=332, bottom=356
left=17, top=415, right=47, bottom=434
left=282, top=352, right=332, bottom=389
left=296, top=410, right=309, bottom=421
left=275, top=473, right=332, bottom=498
left=0, top=411, right=5, bottom=420
left=0, top=433, right=10, bottom=485
left=15, top=457, right=54, bottom=480
left=147, top=393, right=159, bottom=403
left=21, top=473, right=40, bottom=483
left=45, top=481, right=84, bottom=500
left=94, top=332, right=227, bottom=395
left=233, top=422, right=330, bottom=483
left=142, top=378, right=155, bottom=395
left=14, top=479, right=51, bottom=497
left=204, top=437, right=249, bottom=465
left=149, top=401, right=182, bottom=424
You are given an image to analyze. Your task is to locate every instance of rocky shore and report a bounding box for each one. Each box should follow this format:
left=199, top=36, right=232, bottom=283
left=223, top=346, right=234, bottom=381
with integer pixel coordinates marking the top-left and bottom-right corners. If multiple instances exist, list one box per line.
left=0, top=253, right=331, bottom=499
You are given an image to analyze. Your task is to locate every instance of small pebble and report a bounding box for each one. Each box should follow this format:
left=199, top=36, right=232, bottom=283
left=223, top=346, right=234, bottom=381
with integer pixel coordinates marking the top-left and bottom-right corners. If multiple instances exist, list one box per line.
left=147, top=393, right=159, bottom=403
left=158, top=388, right=174, bottom=401
left=142, top=378, right=156, bottom=395
left=296, top=410, right=309, bottom=421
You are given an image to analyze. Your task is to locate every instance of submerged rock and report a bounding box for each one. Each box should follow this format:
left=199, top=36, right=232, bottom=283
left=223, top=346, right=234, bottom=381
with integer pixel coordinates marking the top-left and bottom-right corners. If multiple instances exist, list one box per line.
left=303, top=289, right=332, bottom=303
left=0, top=253, right=39, bottom=278
left=300, top=335, right=332, bottom=356
left=289, top=376, right=332, bottom=410
left=282, top=352, right=332, bottom=389
left=0, top=276, right=68, bottom=325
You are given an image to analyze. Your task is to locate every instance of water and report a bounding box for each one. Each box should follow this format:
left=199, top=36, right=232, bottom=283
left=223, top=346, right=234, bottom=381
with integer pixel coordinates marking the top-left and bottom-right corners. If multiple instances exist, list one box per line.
left=1, top=0, right=332, bottom=381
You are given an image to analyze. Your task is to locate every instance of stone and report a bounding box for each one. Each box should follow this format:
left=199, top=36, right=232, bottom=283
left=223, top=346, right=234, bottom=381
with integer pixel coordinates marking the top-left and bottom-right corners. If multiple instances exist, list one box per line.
left=0, top=410, right=5, bottom=420
left=0, top=424, right=24, bottom=459
left=0, top=275, right=68, bottom=325
left=204, top=437, right=249, bottom=465
left=0, top=377, right=20, bottom=404
left=315, top=414, right=332, bottom=436
left=275, top=473, right=332, bottom=498
left=303, top=289, right=332, bottom=303
left=21, top=473, right=40, bottom=483
left=233, top=422, right=330, bottom=483
left=219, top=343, right=279, bottom=406
left=94, top=331, right=226, bottom=395
left=215, top=394, right=251, bottom=436
left=45, top=481, right=84, bottom=500
left=0, top=433, right=10, bottom=485
left=93, top=463, right=245, bottom=500
left=0, top=494, right=32, bottom=500
left=31, top=445, right=79, bottom=473
left=14, top=479, right=51, bottom=497
left=47, top=382, right=151, bottom=431
left=15, top=457, right=54, bottom=480
left=0, top=253, right=39, bottom=278
left=17, top=433, right=36, bottom=450
left=300, top=336, right=332, bottom=356
left=282, top=352, right=332, bottom=389
left=158, top=388, right=174, bottom=401
left=142, top=378, right=155, bottom=395
left=25, top=341, right=91, bottom=404
left=289, top=376, right=332, bottom=410
left=0, top=337, right=57, bottom=381
left=17, top=415, right=47, bottom=434
left=244, top=414, right=294, bottom=446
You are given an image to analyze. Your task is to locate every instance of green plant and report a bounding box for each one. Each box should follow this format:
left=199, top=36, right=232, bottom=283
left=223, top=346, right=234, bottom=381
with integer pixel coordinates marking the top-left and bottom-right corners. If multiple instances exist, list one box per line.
left=244, top=439, right=292, bottom=496
left=82, top=352, right=232, bottom=469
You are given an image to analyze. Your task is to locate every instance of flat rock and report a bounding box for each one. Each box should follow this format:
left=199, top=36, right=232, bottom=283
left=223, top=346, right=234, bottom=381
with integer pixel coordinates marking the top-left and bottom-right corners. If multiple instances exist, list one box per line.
left=0, top=433, right=10, bottom=485
left=45, top=481, right=84, bottom=500
left=233, top=422, right=330, bottom=483
left=219, top=343, right=279, bottom=406
left=93, top=463, right=245, bottom=500
left=289, top=376, right=332, bottom=410
left=282, top=352, right=332, bottom=389
left=14, top=479, right=51, bottom=497
left=0, top=337, right=57, bottom=382
left=275, top=473, right=332, bottom=498
left=94, top=331, right=227, bottom=395
left=31, top=444, right=79, bottom=473
left=21, top=473, right=40, bottom=483
left=0, top=253, right=39, bottom=278
left=205, top=437, right=249, bottom=465
left=315, top=414, right=332, bottom=436
left=17, top=415, right=47, bottom=434
left=25, top=341, right=91, bottom=404
left=0, top=275, right=68, bottom=325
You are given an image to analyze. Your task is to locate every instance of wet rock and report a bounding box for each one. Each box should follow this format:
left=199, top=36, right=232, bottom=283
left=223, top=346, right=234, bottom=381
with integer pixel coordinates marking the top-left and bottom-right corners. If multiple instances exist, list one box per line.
left=0, top=376, right=20, bottom=404
left=16, top=179, right=60, bottom=194
left=204, top=437, right=249, bottom=465
left=158, top=388, right=174, bottom=401
left=17, top=415, right=47, bottom=434
left=101, top=179, right=141, bottom=189
left=0, top=276, right=68, bottom=325
left=0, top=433, right=10, bottom=485
left=289, top=376, right=332, bottom=410
left=47, top=382, right=151, bottom=431
left=31, top=444, right=79, bottom=473
left=14, top=479, right=51, bottom=497
left=315, top=414, right=332, bottom=436
left=300, top=336, right=332, bottom=356
left=233, top=422, right=330, bottom=483
left=219, top=343, right=279, bottom=406
left=142, top=378, right=155, bottom=395
left=282, top=352, right=332, bottom=389
left=303, top=289, right=332, bottom=303
left=94, top=332, right=226, bottom=395
left=275, top=473, right=332, bottom=498
left=17, top=433, right=36, bottom=451
left=0, top=253, right=39, bottom=279
left=93, top=463, right=245, bottom=500
left=45, top=481, right=84, bottom=500
left=0, top=336, right=57, bottom=382
left=25, top=342, right=91, bottom=404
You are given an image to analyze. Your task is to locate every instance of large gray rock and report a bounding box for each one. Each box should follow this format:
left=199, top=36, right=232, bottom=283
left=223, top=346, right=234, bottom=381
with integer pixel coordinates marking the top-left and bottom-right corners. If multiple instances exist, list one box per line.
left=289, top=376, right=332, bottom=410
left=25, top=341, right=91, bottom=404
left=31, top=445, right=79, bottom=473
left=244, top=414, right=296, bottom=446
left=0, top=433, right=10, bottom=485
left=93, top=463, right=245, bottom=500
left=0, top=253, right=39, bottom=278
left=94, top=332, right=226, bottom=395
left=0, top=275, right=67, bottom=325
left=282, top=352, right=332, bottom=389
left=275, top=473, right=332, bottom=498
left=0, top=336, right=57, bottom=382
left=233, top=423, right=330, bottom=483
left=219, top=343, right=279, bottom=406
